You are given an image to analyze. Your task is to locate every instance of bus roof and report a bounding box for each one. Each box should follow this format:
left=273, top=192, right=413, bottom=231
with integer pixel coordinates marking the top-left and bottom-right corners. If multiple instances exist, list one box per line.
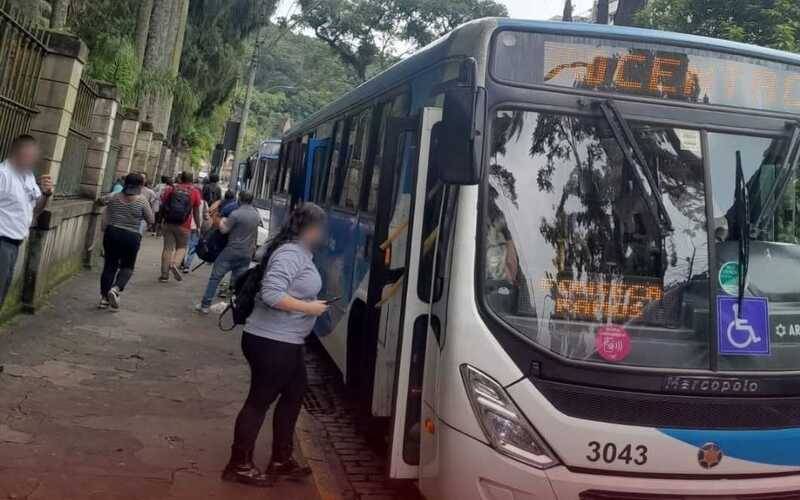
left=285, top=18, right=800, bottom=138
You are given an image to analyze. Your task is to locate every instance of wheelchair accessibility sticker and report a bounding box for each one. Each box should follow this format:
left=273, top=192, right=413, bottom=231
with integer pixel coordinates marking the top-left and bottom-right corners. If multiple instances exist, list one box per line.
left=717, top=296, right=770, bottom=356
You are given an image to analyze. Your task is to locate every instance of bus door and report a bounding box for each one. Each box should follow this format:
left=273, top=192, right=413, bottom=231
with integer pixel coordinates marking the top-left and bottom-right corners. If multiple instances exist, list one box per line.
left=369, top=107, right=442, bottom=479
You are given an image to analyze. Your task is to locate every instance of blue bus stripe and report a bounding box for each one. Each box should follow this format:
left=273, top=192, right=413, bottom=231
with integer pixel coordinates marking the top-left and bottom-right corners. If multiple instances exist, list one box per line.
left=660, top=428, right=800, bottom=466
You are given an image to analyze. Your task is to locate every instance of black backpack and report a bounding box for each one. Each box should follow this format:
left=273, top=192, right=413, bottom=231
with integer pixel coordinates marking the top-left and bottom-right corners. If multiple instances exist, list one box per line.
left=196, top=229, right=228, bottom=264
left=163, top=186, right=193, bottom=224
left=219, top=264, right=264, bottom=331
left=219, top=245, right=277, bottom=331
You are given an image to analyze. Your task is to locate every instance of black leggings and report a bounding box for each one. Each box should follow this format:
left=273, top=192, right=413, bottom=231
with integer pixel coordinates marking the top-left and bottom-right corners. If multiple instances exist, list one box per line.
left=230, top=333, right=307, bottom=465
left=101, top=226, right=142, bottom=297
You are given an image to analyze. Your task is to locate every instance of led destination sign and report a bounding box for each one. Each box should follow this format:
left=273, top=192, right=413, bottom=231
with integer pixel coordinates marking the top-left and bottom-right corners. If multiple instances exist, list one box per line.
left=493, top=32, right=800, bottom=113
left=539, top=277, right=663, bottom=322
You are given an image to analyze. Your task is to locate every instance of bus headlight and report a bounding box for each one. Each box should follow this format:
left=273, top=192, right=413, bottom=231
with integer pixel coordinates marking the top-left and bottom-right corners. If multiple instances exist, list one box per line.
left=460, top=364, right=558, bottom=469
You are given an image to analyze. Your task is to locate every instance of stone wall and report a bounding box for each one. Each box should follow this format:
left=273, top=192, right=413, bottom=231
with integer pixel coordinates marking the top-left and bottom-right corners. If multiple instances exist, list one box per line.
left=0, top=26, right=152, bottom=323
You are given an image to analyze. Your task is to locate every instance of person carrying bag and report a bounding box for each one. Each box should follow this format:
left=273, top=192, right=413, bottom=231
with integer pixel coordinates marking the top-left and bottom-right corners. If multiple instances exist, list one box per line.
left=222, top=203, right=329, bottom=487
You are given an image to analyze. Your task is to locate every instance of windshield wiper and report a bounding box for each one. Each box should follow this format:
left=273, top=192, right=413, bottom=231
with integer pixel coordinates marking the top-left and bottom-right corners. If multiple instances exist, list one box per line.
left=734, top=151, right=750, bottom=316
left=597, top=100, right=674, bottom=233
left=751, top=122, right=800, bottom=238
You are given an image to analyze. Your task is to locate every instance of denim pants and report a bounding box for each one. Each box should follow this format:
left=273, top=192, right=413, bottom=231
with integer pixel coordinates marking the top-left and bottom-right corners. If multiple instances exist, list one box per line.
left=201, top=251, right=251, bottom=307
left=0, top=238, right=21, bottom=307
left=183, top=230, right=200, bottom=269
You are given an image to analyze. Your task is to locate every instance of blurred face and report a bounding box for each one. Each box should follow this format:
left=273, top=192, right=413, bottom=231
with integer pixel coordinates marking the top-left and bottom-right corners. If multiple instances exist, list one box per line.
left=10, top=143, right=41, bottom=172
left=300, top=221, right=326, bottom=249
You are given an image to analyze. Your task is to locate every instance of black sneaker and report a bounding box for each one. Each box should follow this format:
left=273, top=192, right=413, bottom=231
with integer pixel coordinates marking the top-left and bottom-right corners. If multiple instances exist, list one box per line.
left=159, top=275, right=169, bottom=283
left=221, top=463, right=272, bottom=488
left=265, top=458, right=312, bottom=478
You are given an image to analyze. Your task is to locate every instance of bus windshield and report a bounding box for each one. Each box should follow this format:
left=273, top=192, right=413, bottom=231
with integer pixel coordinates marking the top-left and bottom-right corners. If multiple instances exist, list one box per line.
left=484, top=109, right=800, bottom=371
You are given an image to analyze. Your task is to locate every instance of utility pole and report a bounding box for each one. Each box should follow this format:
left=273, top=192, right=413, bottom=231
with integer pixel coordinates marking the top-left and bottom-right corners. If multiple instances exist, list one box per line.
left=231, top=5, right=270, bottom=189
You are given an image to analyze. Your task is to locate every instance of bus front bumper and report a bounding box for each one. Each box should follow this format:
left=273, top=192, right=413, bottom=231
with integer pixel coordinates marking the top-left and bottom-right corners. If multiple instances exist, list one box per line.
left=427, top=420, right=800, bottom=500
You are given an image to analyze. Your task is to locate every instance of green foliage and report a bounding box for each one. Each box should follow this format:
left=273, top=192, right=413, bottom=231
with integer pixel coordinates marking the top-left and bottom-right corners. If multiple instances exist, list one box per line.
left=67, top=0, right=140, bottom=105
left=399, top=0, right=508, bottom=46
left=167, top=0, right=278, bottom=164
left=297, top=0, right=507, bottom=81
left=83, top=35, right=140, bottom=105
left=636, top=0, right=800, bottom=52
left=236, top=26, right=358, bottom=154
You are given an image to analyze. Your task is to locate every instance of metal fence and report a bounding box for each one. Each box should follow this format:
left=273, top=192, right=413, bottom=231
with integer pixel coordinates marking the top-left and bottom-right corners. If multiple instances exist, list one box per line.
left=0, top=1, right=49, bottom=159
left=56, top=78, right=98, bottom=197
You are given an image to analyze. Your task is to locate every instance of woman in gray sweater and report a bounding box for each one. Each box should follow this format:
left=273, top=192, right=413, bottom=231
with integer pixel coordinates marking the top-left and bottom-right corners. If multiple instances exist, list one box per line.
left=223, top=203, right=328, bottom=487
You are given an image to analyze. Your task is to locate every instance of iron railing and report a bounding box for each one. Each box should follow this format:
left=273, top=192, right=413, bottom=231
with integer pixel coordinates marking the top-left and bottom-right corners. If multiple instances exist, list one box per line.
left=56, top=78, right=98, bottom=197
left=0, top=1, right=49, bottom=159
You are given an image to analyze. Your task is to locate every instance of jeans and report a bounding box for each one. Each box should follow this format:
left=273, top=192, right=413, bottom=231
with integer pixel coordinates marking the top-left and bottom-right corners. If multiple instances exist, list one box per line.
left=201, top=250, right=250, bottom=307
left=183, top=230, right=200, bottom=269
left=161, top=224, right=189, bottom=277
left=0, top=238, right=21, bottom=307
left=230, top=333, right=306, bottom=465
left=101, top=226, right=142, bottom=297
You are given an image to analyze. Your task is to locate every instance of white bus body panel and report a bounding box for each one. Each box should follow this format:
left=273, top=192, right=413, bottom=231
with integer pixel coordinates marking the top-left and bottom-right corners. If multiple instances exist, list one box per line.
left=417, top=186, right=800, bottom=498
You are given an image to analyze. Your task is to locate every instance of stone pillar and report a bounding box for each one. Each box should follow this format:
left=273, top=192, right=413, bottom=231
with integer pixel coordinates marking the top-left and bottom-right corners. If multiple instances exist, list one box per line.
left=29, top=31, right=88, bottom=185
left=158, top=146, right=172, bottom=181
left=168, top=148, right=180, bottom=178
left=116, top=108, right=140, bottom=178
left=80, top=81, right=119, bottom=199
left=146, top=133, right=163, bottom=180
left=131, top=122, right=153, bottom=174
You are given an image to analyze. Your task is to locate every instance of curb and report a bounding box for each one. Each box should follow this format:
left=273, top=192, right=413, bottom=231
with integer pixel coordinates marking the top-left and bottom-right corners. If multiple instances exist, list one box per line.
left=298, top=409, right=355, bottom=500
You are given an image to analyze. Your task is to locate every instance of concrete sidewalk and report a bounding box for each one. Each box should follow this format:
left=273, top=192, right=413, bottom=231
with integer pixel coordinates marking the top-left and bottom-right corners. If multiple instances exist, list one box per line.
left=0, top=236, right=323, bottom=500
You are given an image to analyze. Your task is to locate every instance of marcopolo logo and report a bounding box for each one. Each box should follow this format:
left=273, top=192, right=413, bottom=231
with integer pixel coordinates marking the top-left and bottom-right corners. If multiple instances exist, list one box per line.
left=664, top=376, right=760, bottom=395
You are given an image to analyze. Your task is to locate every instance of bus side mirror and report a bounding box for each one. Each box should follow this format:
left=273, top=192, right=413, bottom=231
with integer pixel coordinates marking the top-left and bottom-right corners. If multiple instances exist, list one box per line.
left=433, top=86, right=484, bottom=185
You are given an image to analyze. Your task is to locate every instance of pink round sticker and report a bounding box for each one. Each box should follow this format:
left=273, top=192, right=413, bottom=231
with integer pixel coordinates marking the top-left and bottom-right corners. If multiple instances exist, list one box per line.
left=595, top=325, right=631, bottom=362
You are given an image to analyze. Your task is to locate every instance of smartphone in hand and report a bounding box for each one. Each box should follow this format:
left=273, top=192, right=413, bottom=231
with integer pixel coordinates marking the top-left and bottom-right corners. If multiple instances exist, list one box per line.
left=324, top=296, right=341, bottom=305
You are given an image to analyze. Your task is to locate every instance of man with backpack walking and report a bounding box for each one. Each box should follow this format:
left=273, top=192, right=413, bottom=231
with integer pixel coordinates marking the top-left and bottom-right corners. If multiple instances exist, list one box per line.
left=195, top=191, right=260, bottom=314
left=159, top=171, right=202, bottom=283
left=202, top=173, right=222, bottom=205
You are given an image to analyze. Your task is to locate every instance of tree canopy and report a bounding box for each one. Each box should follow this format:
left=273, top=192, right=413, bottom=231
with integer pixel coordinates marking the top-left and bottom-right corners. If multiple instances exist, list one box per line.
left=297, top=0, right=508, bottom=81
left=636, top=0, right=800, bottom=52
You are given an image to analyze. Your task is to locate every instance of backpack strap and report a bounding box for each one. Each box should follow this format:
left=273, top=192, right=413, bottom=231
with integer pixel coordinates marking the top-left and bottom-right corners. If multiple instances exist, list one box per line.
left=218, top=302, right=237, bottom=332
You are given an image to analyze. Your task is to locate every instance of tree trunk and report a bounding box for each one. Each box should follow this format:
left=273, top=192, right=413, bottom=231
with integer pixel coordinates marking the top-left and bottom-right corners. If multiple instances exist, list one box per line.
left=562, top=0, right=573, bottom=22
left=135, top=0, right=154, bottom=68
left=171, top=0, right=189, bottom=73
left=50, top=0, right=69, bottom=29
left=157, top=0, right=190, bottom=156
left=140, top=0, right=176, bottom=134
left=596, top=0, right=610, bottom=24
left=614, top=0, right=646, bottom=26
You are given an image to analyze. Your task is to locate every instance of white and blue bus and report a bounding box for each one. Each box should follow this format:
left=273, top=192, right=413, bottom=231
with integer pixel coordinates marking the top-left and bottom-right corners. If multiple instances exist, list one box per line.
left=266, top=18, right=800, bottom=499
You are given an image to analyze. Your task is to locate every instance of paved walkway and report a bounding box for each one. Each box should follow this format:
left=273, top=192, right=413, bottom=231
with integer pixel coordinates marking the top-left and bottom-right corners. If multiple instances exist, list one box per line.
left=0, top=236, right=323, bottom=500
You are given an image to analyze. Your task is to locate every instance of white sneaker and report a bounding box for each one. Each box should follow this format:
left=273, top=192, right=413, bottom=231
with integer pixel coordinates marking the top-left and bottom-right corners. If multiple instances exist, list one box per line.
left=194, top=303, right=210, bottom=315
left=98, top=298, right=109, bottom=309
left=107, top=287, right=120, bottom=309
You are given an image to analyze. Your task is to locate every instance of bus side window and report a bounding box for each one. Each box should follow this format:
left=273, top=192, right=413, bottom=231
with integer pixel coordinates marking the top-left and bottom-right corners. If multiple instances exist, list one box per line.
left=363, top=94, right=409, bottom=213
left=325, top=119, right=347, bottom=205
left=418, top=176, right=457, bottom=304
left=343, top=109, right=371, bottom=210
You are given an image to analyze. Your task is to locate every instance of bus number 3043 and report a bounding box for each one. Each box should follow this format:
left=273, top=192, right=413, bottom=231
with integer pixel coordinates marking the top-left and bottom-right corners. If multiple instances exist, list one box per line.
left=586, top=441, right=648, bottom=465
